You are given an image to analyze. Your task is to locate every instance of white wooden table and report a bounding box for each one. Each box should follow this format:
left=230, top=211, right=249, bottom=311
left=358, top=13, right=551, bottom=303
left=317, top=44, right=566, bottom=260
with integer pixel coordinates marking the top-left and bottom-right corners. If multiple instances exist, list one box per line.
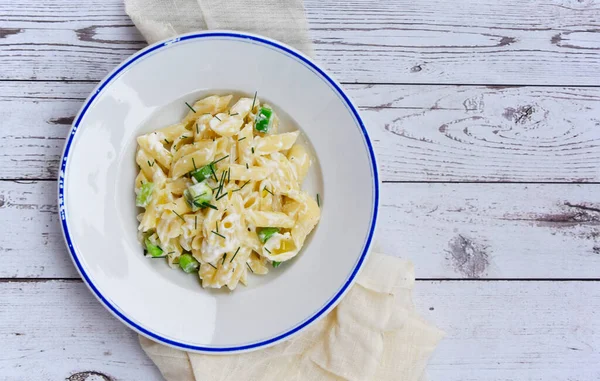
left=2, top=0, right=600, bottom=379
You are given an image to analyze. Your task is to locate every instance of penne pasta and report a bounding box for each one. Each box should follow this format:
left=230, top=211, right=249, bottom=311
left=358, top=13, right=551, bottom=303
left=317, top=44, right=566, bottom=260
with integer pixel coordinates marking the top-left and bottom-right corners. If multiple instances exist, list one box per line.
left=134, top=94, right=320, bottom=291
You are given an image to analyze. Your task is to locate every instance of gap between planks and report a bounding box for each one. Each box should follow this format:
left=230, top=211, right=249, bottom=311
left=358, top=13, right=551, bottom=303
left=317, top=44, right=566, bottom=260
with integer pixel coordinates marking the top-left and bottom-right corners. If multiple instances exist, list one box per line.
left=3, top=278, right=600, bottom=283
left=1, top=79, right=600, bottom=88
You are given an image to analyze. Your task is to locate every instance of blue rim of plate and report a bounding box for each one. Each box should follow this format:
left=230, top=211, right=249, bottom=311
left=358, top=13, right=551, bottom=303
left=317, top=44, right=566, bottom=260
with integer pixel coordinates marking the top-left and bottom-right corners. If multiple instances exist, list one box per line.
left=58, top=31, right=379, bottom=353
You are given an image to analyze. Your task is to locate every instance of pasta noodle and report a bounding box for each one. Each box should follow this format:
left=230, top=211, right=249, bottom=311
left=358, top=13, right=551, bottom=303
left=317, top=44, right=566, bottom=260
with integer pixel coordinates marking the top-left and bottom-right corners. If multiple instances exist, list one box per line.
left=134, top=94, right=321, bottom=290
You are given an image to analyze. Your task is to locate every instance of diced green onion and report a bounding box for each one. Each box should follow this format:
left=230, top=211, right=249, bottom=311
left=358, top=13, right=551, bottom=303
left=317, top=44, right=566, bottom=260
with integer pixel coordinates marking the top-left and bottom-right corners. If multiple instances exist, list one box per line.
left=184, top=182, right=213, bottom=211
left=136, top=182, right=155, bottom=208
left=144, top=237, right=163, bottom=257
left=257, top=227, right=279, bottom=243
left=254, top=106, right=273, bottom=133
left=179, top=253, right=200, bottom=273
left=272, top=261, right=282, bottom=268
left=191, top=163, right=215, bottom=182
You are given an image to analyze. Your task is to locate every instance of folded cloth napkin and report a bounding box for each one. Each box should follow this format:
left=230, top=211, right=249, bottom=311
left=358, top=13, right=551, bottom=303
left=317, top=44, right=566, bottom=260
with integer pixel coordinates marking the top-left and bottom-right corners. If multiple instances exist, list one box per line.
left=125, top=0, right=313, bottom=55
left=126, top=1, right=443, bottom=379
left=139, top=253, right=443, bottom=381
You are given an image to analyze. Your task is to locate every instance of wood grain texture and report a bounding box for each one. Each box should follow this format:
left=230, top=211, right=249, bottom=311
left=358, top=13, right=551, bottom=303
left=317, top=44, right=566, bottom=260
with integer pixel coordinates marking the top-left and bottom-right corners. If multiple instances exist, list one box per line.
left=4, top=180, right=600, bottom=279
left=0, top=280, right=163, bottom=380
left=416, top=280, right=600, bottom=381
left=1, top=0, right=600, bottom=84
left=1, top=280, right=598, bottom=380
left=2, top=82, right=600, bottom=182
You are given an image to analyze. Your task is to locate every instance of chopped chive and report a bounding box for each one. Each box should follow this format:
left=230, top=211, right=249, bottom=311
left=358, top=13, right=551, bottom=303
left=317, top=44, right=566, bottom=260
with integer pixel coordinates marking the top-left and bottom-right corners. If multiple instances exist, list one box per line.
left=149, top=256, right=167, bottom=259
left=264, top=187, right=274, bottom=196
left=172, top=210, right=185, bottom=222
left=196, top=123, right=199, bottom=134
left=216, top=170, right=226, bottom=198
left=147, top=160, right=155, bottom=167
left=264, top=247, right=272, bottom=254
left=246, top=163, right=249, bottom=169
left=251, top=147, right=255, bottom=154
left=168, top=251, right=175, bottom=255
left=181, top=135, right=188, bottom=139
left=246, top=262, right=254, bottom=273
left=192, top=157, right=197, bottom=171
left=213, top=155, right=229, bottom=165
left=230, top=247, right=240, bottom=263
left=251, top=91, right=257, bottom=110
left=193, top=192, right=207, bottom=201
left=202, top=202, right=218, bottom=210
left=211, top=230, right=226, bottom=239
left=164, top=138, right=170, bottom=144
left=194, top=216, right=197, bottom=230
left=238, top=136, right=246, bottom=142
left=222, top=253, right=227, bottom=265
left=216, top=192, right=228, bottom=201
left=209, top=164, right=218, bottom=181
left=272, top=261, right=281, bottom=268
left=240, top=180, right=251, bottom=189
left=227, top=168, right=231, bottom=183
left=208, top=262, right=217, bottom=270
left=215, top=115, right=221, bottom=121
left=216, top=220, right=218, bottom=233
left=317, top=193, right=321, bottom=207
left=185, top=102, right=196, bottom=113
left=230, top=112, right=239, bottom=116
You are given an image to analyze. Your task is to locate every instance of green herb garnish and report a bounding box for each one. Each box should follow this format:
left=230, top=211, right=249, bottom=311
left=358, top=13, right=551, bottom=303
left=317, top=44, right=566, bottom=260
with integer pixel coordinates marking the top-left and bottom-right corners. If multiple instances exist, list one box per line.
left=185, top=102, right=196, bottom=113
left=202, top=202, right=218, bottom=210
left=264, top=187, right=274, bottom=196
left=172, top=210, right=185, bottom=222
left=251, top=91, right=257, bottom=111
left=213, top=155, right=230, bottom=165
left=258, top=227, right=279, bottom=243
left=222, top=253, right=227, bottom=265
left=211, top=230, right=226, bottom=239
left=272, top=261, right=281, bottom=268
left=230, top=247, right=240, bottom=263
left=179, top=253, right=200, bottom=273
left=246, top=262, right=254, bottom=273
left=254, top=106, right=273, bottom=133
left=144, top=237, right=163, bottom=258
left=209, top=164, right=218, bottom=181
left=317, top=193, right=320, bottom=207
left=208, top=262, right=217, bottom=270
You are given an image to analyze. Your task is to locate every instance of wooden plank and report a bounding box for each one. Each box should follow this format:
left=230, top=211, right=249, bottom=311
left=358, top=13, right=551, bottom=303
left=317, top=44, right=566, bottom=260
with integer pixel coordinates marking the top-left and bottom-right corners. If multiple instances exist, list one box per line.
left=415, top=280, right=600, bottom=381
left=1, top=0, right=599, bottom=85
left=1, top=280, right=598, bottom=380
left=0, top=280, right=163, bottom=380
left=3, top=180, right=600, bottom=279
left=3, top=82, right=600, bottom=182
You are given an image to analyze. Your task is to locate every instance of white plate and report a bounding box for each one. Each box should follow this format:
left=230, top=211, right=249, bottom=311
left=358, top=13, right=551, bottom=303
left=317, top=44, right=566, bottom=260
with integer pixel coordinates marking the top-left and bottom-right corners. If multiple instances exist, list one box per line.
left=58, top=31, right=379, bottom=353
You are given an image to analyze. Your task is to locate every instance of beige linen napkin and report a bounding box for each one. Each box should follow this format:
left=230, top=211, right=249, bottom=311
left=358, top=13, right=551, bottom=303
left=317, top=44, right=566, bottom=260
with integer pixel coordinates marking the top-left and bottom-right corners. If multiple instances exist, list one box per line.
left=126, top=2, right=443, bottom=379
left=139, top=253, right=443, bottom=381
left=125, top=0, right=313, bottom=55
